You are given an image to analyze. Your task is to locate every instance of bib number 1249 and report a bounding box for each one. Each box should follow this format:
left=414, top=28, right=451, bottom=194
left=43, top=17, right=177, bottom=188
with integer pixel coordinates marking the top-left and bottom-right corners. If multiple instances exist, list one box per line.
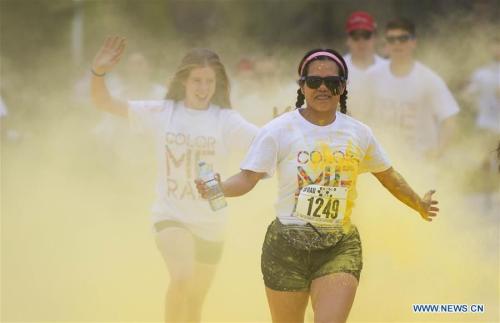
left=306, top=196, right=340, bottom=219
left=295, top=185, right=348, bottom=225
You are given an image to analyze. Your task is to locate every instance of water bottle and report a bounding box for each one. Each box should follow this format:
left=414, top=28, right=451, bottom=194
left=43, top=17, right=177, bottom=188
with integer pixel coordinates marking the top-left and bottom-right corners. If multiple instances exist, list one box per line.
left=197, top=161, right=227, bottom=211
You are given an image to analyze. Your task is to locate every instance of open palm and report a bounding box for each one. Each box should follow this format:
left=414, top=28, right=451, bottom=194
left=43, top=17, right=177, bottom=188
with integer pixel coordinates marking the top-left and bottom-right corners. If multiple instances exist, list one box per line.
left=92, top=36, right=127, bottom=74
left=419, top=190, right=439, bottom=222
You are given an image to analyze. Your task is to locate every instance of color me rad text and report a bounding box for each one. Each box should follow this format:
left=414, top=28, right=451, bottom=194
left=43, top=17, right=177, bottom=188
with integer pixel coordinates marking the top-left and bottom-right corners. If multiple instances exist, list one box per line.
left=296, top=149, right=360, bottom=196
left=164, top=132, right=217, bottom=200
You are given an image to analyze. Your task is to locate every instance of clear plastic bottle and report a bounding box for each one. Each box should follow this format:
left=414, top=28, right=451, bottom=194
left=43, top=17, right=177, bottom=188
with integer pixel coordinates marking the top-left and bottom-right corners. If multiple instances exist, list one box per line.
left=197, top=161, right=227, bottom=211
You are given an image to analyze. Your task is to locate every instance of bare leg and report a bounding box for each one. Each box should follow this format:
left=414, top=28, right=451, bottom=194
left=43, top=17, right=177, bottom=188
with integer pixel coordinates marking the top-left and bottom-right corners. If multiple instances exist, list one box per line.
left=155, top=227, right=196, bottom=322
left=265, top=287, right=309, bottom=323
left=186, top=262, right=217, bottom=322
left=310, top=273, right=358, bottom=323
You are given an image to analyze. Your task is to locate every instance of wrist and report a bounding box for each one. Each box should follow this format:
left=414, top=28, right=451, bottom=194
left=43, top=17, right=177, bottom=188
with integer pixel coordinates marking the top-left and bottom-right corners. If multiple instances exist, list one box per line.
left=415, top=198, right=426, bottom=213
left=91, top=68, right=106, bottom=77
left=219, top=181, right=228, bottom=197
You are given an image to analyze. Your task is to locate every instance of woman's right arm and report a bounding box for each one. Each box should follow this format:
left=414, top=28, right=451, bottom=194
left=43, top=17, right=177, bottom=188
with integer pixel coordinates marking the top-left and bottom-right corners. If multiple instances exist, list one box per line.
left=90, top=36, right=128, bottom=118
left=195, top=126, right=277, bottom=199
left=221, top=170, right=266, bottom=197
left=195, top=170, right=266, bottom=198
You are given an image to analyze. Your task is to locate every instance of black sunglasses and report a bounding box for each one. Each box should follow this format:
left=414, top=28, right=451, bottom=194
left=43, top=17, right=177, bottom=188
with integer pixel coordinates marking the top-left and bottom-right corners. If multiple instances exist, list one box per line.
left=299, top=76, right=345, bottom=95
left=386, top=34, right=414, bottom=44
left=349, top=30, right=373, bottom=41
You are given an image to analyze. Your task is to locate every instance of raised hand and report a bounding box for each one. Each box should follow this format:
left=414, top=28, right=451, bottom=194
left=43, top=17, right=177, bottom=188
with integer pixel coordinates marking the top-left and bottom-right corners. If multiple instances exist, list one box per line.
left=92, top=36, right=127, bottom=75
left=418, top=189, right=439, bottom=222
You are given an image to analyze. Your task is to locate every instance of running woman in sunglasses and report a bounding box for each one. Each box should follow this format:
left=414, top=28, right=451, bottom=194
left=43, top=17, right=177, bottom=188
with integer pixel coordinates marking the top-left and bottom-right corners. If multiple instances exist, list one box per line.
left=91, top=36, right=257, bottom=322
left=343, top=11, right=387, bottom=119
left=364, top=18, right=459, bottom=160
left=195, top=48, right=439, bottom=322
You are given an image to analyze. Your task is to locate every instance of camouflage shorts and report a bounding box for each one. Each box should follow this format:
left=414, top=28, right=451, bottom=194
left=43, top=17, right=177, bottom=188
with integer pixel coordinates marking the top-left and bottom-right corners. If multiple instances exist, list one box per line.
left=261, top=219, right=363, bottom=291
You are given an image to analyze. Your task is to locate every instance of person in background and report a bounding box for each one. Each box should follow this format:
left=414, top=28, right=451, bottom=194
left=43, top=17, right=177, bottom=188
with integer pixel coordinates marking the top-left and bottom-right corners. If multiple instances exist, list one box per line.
left=466, top=36, right=500, bottom=141
left=343, top=11, right=387, bottom=119
left=364, top=18, right=459, bottom=159
left=464, top=36, right=500, bottom=214
left=90, top=36, right=258, bottom=322
left=0, top=96, right=7, bottom=132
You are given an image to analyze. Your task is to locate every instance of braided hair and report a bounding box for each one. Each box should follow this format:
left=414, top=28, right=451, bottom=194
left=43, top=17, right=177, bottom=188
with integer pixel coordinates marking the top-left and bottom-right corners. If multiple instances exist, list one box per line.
left=295, top=49, right=349, bottom=114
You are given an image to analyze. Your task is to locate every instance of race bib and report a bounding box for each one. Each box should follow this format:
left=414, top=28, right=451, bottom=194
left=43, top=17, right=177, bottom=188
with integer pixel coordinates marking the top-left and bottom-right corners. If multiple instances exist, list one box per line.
left=295, top=185, right=348, bottom=226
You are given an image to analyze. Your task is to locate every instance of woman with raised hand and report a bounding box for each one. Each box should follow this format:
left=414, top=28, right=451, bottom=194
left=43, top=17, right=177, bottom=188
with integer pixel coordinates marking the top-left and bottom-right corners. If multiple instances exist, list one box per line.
left=196, top=48, right=439, bottom=322
left=91, top=36, right=258, bottom=322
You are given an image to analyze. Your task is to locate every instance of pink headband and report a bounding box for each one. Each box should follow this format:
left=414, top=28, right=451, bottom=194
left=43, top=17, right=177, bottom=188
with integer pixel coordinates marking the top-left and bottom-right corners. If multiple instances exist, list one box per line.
left=299, top=51, right=346, bottom=76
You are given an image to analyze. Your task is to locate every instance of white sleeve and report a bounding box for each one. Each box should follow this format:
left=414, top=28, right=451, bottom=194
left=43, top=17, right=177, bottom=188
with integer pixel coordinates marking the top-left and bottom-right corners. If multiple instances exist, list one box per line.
left=0, top=97, right=7, bottom=118
left=428, top=75, right=460, bottom=122
left=359, top=129, right=392, bottom=174
left=221, top=110, right=259, bottom=150
left=465, top=70, right=481, bottom=97
left=358, top=72, right=376, bottom=120
left=239, top=127, right=278, bottom=178
left=127, top=100, right=172, bottom=133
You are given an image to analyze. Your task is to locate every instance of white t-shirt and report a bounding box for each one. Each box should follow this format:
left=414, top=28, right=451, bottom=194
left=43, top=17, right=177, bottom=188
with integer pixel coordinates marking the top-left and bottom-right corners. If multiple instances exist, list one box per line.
left=364, top=61, right=460, bottom=154
left=0, top=96, right=7, bottom=118
left=343, top=54, right=387, bottom=119
left=128, top=100, right=258, bottom=227
left=240, top=109, right=391, bottom=227
left=467, top=62, right=500, bottom=133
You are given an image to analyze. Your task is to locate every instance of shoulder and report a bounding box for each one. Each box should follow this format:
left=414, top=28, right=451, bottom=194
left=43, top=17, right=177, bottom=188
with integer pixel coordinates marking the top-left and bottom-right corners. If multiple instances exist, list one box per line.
left=267, top=109, right=296, bottom=126
left=215, top=105, right=234, bottom=114
left=216, top=105, right=245, bottom=120
left=128, top=99, right=174, bottom=112
left=471, top=67, right=487, bottom=80
left=0, top=97, right=7, bottom=116
left=335, top=113, right=377, bottom=150
left=366, top=61, right=389, bottom=77
left=414, top=61, right=434, bottom=75
left=373, top=56, right=389, bottom=70
left=365, top=57, right=389, bottom=75
left=414, top=62, right=445, bottom=83
left=338, top=112, right=373, bottom=135
left=374, top=54, right=388, bottom=64
left=216, top=106, right=258, bottom=131
left=473, top=63, right=498, bottom=79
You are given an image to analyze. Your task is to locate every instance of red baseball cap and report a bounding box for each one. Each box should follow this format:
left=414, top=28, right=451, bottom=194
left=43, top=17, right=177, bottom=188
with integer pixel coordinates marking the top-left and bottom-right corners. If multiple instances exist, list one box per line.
left=346, top=11, right=376, bottom=33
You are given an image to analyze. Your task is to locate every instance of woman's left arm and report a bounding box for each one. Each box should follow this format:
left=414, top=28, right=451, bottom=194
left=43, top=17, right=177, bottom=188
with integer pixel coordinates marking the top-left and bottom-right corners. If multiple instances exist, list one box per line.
left=372, top=167, right=439, bottom=222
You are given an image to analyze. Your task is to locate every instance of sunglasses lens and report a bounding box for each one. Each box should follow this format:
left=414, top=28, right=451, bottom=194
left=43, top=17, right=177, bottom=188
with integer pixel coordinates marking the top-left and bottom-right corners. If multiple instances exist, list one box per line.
left=326, top=77, right=343, bottom=95
left=386, top=36, right=396, bottom=44
left=401, top=35, right=411, bottom=42
left=324, top=77, right=340, bottom=90
left=350, top=30, right=372, bottom=41
left=325, top=77, right=340, bottom=94
left=387, top=34, right=412, bottom=44
left=306, top=77, right=322, bottom=89
left=303, top=76, right=343, bottom=94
